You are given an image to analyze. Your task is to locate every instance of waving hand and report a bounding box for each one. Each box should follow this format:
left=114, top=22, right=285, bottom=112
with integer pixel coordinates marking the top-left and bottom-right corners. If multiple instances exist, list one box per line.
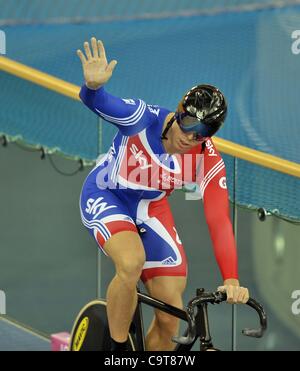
left=77, top=37, right=117, bottom=90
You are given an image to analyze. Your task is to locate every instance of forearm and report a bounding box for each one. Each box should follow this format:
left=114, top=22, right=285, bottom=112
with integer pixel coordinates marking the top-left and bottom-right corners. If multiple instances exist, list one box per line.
left=207, top=215, right=239, bottom=281
left=79, top=84, right=151, bottom=136
left=79, top=84, right=108, bottom=111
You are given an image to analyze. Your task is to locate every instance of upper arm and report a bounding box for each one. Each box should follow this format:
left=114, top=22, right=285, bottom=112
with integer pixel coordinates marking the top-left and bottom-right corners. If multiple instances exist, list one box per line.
left=201, top=139, right=230, bottom=220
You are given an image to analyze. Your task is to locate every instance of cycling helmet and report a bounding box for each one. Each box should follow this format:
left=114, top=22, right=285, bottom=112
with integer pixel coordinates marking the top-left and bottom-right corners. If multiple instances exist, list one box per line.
left=161, top=84, right=227, bottom=141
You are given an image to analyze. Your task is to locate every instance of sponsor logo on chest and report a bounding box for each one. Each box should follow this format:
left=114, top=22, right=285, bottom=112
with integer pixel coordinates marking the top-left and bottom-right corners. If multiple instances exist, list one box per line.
left=129, top=143, right=153, bottom=170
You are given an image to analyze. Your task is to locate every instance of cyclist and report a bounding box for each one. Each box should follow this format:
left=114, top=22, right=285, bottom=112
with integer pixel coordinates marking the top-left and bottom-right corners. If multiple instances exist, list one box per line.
left=77, top=37, right=249, bottom=351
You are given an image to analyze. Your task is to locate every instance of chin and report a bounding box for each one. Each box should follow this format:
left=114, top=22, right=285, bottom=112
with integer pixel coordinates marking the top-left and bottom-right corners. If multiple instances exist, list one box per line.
left=177, top=146, right=190, bottom=154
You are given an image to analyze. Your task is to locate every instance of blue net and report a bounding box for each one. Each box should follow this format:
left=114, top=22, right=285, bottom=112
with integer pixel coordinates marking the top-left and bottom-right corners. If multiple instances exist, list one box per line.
left=0, top=1, right=299, bottom=220
left=0, top=0, right=298, bottom=25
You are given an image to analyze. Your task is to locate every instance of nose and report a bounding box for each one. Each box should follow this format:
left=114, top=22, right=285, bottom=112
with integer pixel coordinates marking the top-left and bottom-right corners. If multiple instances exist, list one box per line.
left=185, top=132, right=195, bottom=141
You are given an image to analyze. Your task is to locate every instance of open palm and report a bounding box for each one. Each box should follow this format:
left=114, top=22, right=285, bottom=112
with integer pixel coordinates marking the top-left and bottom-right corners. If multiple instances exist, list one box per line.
left=77, top=37, right=117, bottom=90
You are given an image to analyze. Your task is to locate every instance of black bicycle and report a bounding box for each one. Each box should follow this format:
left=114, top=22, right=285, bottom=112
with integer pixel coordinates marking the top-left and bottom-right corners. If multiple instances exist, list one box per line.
left=69, top=287, right=267, bottom=351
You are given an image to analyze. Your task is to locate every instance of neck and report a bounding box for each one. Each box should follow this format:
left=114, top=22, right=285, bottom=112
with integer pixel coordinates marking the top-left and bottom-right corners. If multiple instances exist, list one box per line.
left=161, top=112, right=176, bottom=154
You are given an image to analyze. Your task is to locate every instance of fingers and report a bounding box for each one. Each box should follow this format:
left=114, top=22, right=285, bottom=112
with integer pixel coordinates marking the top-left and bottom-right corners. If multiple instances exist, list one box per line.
left=237, top=290, right=245, bottom=304
left=241, top=288, right=250, bottom=304
left=98, top=40, right=107, bottom=62
left=84, top=41, right=92, bottom=60
left=91, top=37, right=99, bottom=58
left=226, top=285, right=235, bottom=304
left=80, top=38, right=107, bottom=61
left=106, top=59, right=118, bottom=73
left=77, top=49, right=86, bottom=65
left=218, top=285, right=250, bottom=304
left=235, top=287, right=249, bottom=304
left=217, top=285, right=234, bottom=303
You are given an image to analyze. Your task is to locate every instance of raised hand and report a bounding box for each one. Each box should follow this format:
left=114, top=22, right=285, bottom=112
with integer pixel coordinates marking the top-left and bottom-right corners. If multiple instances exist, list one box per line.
left=77, top=37, right=117, bottom=90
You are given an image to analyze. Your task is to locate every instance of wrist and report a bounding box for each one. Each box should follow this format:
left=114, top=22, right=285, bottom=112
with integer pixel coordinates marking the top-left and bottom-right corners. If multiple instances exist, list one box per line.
left=85, top=82, right=103, bottom=90
left=223, top=278, right=240, bottom=286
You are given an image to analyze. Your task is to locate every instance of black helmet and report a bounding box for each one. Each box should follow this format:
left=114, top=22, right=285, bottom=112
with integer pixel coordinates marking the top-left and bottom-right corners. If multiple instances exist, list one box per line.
left=162, top=84, right=227, bottom=140
left=177, top=84, right=227, bottom=137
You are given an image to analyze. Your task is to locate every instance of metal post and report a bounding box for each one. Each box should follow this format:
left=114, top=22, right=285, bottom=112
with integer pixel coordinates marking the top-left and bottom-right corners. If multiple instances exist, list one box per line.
left=231, top=156, right=238, bottom=351
left=96, top=117, right=103, bottom=298
left=97, top=250, right=102, bottom=298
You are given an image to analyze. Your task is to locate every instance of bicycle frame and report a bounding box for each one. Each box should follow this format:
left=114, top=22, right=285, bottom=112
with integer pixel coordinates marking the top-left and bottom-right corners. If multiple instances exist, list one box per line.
left=131, top=288, right=216, bottom=351
left=69, top=286, right=266, bottom=351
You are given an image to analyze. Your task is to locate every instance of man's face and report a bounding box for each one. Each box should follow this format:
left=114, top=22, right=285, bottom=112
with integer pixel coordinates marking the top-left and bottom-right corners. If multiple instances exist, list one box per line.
left=170, top=119, right=207, bottom=153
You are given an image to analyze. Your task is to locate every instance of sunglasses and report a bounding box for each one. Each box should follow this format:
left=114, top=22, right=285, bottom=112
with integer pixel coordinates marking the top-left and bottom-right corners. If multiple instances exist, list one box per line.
left=161, top=113, right=207, bottom=142
left=176, top=113, right=207, bottom=142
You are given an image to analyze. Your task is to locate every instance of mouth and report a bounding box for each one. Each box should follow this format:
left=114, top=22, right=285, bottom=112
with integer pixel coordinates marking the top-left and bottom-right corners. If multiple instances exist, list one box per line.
left=178, top=139, right=190, bottom=149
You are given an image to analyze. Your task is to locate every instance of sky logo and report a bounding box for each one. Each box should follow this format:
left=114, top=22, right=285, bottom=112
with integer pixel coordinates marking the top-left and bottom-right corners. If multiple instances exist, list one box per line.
left=0, top=30, right=6, bottom=55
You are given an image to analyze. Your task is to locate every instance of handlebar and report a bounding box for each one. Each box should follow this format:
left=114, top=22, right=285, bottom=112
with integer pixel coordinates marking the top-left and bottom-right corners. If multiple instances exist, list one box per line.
left=172, top=290, right=267, bottom=345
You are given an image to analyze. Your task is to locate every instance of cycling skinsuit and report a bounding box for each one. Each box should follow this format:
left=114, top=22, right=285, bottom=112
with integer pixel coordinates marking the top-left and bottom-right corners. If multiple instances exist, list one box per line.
left=79, top=85, right=238, bottom=283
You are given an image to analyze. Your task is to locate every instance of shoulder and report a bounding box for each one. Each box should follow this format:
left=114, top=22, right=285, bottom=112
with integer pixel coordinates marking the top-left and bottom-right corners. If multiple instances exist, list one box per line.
left=202, top=138, right=226, bottom=180
left=203, top=138, right=223, bottom=161
left=143, top=105, right=171, bottom=135
left=147, top=105, right=171, bottom=123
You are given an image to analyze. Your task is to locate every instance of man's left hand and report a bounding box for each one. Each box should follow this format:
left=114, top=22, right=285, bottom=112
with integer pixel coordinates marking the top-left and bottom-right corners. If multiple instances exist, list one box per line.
left=217, top=279, right=249, bottom=304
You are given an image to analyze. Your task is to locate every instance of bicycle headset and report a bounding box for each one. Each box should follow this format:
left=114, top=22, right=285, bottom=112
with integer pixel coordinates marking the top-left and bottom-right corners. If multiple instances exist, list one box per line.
left=161, top=84, right=227, bottom=141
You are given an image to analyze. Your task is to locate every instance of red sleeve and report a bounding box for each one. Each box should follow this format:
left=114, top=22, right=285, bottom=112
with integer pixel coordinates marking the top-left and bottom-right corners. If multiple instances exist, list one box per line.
left=200, top=139, right=238, bottom=281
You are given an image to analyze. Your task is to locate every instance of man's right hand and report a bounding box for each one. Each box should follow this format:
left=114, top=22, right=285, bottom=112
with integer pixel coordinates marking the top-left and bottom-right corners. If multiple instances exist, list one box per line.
left=77, top=37, right=118, bottom=90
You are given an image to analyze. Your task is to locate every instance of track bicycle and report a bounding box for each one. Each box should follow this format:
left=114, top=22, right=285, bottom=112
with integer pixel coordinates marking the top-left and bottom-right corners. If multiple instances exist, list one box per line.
left=70, top=287, right=267, bottom=351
